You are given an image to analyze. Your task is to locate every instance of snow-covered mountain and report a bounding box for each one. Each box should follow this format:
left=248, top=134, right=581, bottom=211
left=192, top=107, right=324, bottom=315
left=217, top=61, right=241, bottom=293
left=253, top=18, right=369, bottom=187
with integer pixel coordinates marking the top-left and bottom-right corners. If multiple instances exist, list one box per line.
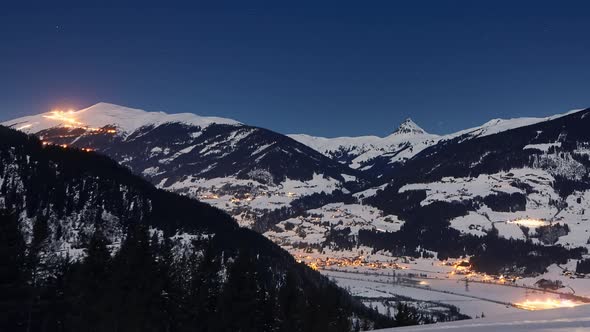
left=289, top=119, right=440, bottom=171
left=264, top=109, right=590, bottom=281
left=289, top=111, right=580, bottom=176
left=8, top=102, right=241, bottom=135
left=2, top=103, right=364, bottom=228
left=444, top=109, right=582, bottom=141
left=354, top=108, right=590, bottom=271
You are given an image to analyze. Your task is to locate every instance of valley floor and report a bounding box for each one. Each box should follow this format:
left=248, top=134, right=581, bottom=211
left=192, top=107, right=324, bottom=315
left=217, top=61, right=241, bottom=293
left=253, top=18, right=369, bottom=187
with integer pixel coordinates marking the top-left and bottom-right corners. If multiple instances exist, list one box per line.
left=286, top=249, right=590, bottom=320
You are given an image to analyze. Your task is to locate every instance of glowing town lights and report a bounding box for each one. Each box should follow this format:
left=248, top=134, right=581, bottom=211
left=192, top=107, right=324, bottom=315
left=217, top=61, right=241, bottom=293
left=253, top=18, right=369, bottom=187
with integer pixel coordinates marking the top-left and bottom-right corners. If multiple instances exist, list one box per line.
left=514, top=299, right=583, bottom=311
left=294, top=254, right=404, bottom=270
left=508, top=218, right=548, bottom=227
left=418, top=281, right=429, bottom=286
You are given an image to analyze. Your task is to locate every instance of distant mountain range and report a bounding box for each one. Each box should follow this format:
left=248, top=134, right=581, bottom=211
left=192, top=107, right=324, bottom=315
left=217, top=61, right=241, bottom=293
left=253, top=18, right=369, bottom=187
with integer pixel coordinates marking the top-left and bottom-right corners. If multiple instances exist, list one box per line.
left=4, top=103, right=590, bottom=277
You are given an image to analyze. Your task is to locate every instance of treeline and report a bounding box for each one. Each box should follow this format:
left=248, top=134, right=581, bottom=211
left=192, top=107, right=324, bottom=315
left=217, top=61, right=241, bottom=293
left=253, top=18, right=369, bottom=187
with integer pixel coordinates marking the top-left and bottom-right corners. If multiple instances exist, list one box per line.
left=576, top=259, right=590, bottom=274
left=359, top=298, right=469, bottom=325
left=0, top=210, right=396, bottom=332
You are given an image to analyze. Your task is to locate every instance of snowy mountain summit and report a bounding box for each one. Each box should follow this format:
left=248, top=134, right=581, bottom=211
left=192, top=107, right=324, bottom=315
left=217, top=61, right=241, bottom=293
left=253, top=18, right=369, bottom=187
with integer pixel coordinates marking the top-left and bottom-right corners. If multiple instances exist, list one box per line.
left=3, top=102, right=241, bottom=136
left=392, top=118, right=426, bottom=135
left=289, top=118, right=439, bottom=170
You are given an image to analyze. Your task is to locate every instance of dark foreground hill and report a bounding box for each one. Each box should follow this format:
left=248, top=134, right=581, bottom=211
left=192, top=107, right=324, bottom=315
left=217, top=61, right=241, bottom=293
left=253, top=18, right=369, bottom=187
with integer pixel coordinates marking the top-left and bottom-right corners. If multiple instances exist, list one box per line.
left=0, top=126, right=396, bottom=332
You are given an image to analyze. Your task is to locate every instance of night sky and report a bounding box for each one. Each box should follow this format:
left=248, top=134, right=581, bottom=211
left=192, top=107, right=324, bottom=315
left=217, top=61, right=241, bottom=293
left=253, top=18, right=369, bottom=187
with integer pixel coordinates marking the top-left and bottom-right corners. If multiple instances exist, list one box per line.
left=2, top=1, right=590, bottom=137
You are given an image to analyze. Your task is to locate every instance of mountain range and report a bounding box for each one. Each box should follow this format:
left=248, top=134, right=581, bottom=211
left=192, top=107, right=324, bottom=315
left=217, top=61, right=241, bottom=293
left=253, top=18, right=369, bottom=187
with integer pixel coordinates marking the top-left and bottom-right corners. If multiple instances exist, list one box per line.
left=4, top=103, right=590, bottom=276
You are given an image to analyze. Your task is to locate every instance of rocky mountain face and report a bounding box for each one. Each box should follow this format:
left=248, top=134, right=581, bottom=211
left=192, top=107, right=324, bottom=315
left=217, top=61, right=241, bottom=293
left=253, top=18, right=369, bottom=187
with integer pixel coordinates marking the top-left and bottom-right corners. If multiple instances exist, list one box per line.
left=0, top=126, right=393, bottom=331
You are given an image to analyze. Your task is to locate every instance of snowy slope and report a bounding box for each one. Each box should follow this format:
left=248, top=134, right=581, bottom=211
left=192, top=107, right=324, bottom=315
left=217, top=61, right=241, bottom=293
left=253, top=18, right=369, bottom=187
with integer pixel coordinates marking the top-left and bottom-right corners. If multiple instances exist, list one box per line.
left=289, top=111, right=579, bottom=172
left=375, top=304, right=590, bottom=331
left=289, top=119, right=440, bottom=170
left=265, top=202, right=404, bottom=247
left=3, top=102, right=241, bottom=135
left=445, top=109, right=582, bottom=141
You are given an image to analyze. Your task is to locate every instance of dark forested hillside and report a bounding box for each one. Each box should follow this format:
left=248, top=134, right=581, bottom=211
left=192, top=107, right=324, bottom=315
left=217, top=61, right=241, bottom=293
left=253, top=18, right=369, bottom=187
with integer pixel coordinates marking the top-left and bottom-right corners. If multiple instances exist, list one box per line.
left=0, top=126, right=395, bottom=332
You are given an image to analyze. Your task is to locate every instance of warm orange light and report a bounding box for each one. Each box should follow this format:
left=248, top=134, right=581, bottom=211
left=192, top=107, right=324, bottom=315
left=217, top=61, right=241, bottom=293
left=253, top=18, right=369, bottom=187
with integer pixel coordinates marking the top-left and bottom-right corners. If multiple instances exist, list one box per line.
left=514, top=299, right=583, bottom=310
left=43, top=110, right=84, bottom=126
left=508, top=218, right=548, bottom=227
left=293, top=254, right=403, bottom=271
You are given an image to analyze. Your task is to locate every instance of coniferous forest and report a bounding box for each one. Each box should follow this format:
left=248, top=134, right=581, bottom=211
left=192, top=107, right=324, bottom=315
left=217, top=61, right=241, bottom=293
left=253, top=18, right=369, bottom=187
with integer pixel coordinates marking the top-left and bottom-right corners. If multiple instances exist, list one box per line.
left=0, top=209, right=401, bottom=332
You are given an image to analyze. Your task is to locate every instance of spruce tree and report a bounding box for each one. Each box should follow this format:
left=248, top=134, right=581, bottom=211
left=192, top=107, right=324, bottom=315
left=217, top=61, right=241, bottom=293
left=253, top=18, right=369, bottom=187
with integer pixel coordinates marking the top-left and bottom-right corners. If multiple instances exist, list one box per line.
left=278, top=269, right=306, bottom=332
left=66, top=228, right=112, bottom=331
left=190, top=243, right=221, bottom=332
left=110, top=223, right=164, bottom=332
left=0, top=210, right=28, bottom=331
left=394, top=302, right=419, bottom=327
left=216, top=250, right=260, bottom=332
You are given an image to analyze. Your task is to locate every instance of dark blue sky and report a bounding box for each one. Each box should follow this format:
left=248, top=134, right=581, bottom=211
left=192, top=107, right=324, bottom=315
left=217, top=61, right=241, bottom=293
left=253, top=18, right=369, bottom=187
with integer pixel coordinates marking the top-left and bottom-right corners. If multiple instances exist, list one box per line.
left=1, top=1, right=589, bottom=137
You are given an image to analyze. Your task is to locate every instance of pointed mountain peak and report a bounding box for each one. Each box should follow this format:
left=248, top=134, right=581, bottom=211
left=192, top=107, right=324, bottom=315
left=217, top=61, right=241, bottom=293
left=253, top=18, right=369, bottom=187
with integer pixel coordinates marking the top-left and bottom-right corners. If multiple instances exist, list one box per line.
left=393, top=118, right=427, bottom=135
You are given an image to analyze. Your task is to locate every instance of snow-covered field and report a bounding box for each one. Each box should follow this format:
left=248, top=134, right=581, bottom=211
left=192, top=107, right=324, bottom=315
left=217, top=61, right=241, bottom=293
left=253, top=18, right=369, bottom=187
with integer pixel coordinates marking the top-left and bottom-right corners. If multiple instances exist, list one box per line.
left=285, top=250, right=590, bottom=320
left=375, top=304, right=590, bottom=331
left=326, top=270, right=520, bottom=318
